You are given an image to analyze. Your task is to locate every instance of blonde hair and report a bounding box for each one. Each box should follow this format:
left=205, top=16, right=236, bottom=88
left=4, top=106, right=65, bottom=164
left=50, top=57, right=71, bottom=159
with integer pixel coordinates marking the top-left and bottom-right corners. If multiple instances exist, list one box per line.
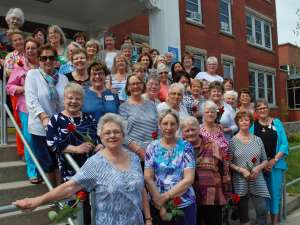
left=64, top=83, right=84, bottom=97
left=85, top=39, right=101, bottom=52
left=180, top=116, right=199, bottom=129
left=48, top=25, right=67, bottom=45
left=111, top=53, right=129, bottom=74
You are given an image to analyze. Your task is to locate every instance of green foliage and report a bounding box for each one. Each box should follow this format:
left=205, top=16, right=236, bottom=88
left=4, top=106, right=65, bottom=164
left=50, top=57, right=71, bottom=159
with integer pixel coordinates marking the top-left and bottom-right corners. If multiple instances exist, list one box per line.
left=288, top=133, right=300, bottom=143
left=286, top=150, right=300, bottom=194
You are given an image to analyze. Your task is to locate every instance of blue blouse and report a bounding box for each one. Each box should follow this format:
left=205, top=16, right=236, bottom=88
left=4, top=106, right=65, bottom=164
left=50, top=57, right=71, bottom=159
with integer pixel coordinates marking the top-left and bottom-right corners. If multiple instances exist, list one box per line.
left=82, top=88, right=120, bottom=122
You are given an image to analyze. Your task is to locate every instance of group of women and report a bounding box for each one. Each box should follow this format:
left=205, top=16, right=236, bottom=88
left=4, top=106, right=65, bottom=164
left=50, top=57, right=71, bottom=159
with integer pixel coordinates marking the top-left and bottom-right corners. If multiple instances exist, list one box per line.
left=1, top=7, right=289, bottom=225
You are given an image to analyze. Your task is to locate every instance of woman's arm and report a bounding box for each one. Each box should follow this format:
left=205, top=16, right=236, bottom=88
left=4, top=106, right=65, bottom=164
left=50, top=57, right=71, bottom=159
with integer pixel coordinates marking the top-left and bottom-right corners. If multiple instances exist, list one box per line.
left=142, top=188, right=152, bottom=225
left=144, top=168, right=162, bottom=208
left=230, top=163, right=250, bottom=178
left=13, top=180, right=82, bottom=212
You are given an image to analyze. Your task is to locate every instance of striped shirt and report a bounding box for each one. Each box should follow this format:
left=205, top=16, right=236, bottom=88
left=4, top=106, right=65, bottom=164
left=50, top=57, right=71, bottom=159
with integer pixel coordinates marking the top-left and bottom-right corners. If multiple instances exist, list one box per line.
left=229, top=135, right=270, bottom=198
left=119, top=100, right=158, bottom=149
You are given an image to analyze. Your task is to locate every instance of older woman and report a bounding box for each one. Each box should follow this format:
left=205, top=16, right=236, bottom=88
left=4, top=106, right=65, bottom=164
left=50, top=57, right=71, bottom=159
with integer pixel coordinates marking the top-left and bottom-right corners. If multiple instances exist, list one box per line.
left=121, top=43, right=134, bottom=65
left=33, top=28, right=47, bottom=46
left=82, top=62, right=119, bottom=122
left=153, top=55, right=167, bottom=69
left=142, top=75, right=161, bottom=105
left=230, top=111, right=269, bottom=225
left=25, top=44, right=69, bottom=185
left=145, top=109, right=196, bottom=225
left=237, top=88, right=254, bottom=114
left=150, top=48, right=160, bottom=62
left=157, top=83, right=189, bottom=120
left=101, top=33, right=119, bottom=71
left=208, top=81, right=237, bottom=140
left=183, top=79, right=205, bottom=122
left=48, top=25, right=67, bottom=65
left=223, top=78, right=234, bottom=92
left=119, top=74, right=158, bottom=160
left=111, top=54, right=129, bottom=99
left=138, top=52, right=153, bottom=78
left=224, top=90, right=238, bottom=110
left=14, top=113, right=149, bottom=225
left=250, top=99, right=289, bottom=225
left=181, top=116, right=230, bottom=225
left=157, top=64, right=170, bottom=102
left=182, top=51, right=200, bottom=79
left=85, top=39, right=101, bottom=65
left=195, top=56, right=223, bottom=83
left=6, top=38, right=40, bottom=183
left=65, top=48, right=90, bottom=87
left=59, top=41, right=82, bottom=75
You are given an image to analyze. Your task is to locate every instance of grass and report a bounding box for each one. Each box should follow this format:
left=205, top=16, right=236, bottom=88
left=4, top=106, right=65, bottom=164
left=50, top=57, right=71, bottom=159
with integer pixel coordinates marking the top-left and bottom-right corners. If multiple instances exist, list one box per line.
left=286, top=142, right=300, bottom=194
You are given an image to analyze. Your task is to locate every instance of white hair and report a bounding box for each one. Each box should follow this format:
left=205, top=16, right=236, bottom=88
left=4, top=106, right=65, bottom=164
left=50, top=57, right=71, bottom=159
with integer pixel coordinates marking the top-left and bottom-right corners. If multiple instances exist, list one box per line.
left=168, top=83, right=185, bottom=95
left=180, top=116, right=199, bottom=129
left=204, top=100, right=218, bottom=112
left=5, top=8, right=25, bottom=26
left=97, top=113, right=126, bottom=136
left=206, top=56, right=218, bottom=65
left=224, top=90, right=238, bottom=100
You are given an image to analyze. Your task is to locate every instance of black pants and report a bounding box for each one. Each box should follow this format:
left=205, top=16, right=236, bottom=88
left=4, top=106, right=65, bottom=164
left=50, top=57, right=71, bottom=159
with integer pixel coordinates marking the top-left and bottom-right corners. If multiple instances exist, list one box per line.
left=197, top=205, right=223, bottom=225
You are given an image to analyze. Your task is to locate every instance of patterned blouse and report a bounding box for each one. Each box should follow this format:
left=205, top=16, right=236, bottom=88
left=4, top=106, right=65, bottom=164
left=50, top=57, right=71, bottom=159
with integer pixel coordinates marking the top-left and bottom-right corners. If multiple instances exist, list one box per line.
left=194, top=136, right=231, bottom=206
left=229, top=135, right=270, bottom=198
left=72, top=151, right=144, bottom=225
left=145, top=138, right=196, bottom=208
left=46, top=112, right=99, bottom=181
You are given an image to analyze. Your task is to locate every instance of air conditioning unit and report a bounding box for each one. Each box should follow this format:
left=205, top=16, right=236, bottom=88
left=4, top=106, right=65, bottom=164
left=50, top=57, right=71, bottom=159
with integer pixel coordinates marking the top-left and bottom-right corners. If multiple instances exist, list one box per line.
left=221, top=22, right=229, bottom=31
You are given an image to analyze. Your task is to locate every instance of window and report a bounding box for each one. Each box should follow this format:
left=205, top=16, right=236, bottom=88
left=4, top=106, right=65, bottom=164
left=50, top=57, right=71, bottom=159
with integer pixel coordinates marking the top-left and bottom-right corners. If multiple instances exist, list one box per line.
left=219, top=0, right=232, bottom=33
left=287, top=78, right=300, bottom=109
left=193, top=54, right=205, bottom=71
left=223, top=61, right=234, bottom=79
left=248, top=68, right=276, bottom=105
left=246, top=12, right=272, bottom=50
left=186, top=0, right=202, bottom=24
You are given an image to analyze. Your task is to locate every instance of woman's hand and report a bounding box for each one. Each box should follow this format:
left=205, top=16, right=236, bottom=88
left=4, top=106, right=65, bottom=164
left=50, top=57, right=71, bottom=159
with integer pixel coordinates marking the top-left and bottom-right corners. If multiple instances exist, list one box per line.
left=136, top=148, right=145, bottom=160
left=249, top=166, right=260, bottom=180
left=159, top=207, right=167, bottom=221
left=13, top=197, right=41, bottom=212
left=153, top=192, right=169, bottom=209
left=94, top=144, right=104, bottom=152
left=75, top=142, right=94, bottom=154
left=265, top=159, right=276, bottom=172
left=239, top=167, right=250, bottom=178
left=42, top=117, right=50, bottom=128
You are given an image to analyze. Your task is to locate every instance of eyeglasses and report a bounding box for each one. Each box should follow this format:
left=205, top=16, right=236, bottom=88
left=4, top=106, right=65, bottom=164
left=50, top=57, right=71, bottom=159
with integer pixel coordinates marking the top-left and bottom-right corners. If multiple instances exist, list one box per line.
left=129, top=82, right=143, bottom=87
left=91, top=71, right=105, bottom=76
left=257, top=107, right=268, bottom=111
left=102, top=130, right=122, bottom=137
left=39, top=55, right=56, bottom=62
left=169, top=92, right=182, bottom=96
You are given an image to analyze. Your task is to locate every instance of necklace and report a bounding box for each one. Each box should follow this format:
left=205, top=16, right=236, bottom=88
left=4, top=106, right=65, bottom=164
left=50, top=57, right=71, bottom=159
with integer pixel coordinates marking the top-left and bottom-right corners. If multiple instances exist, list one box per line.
left=66, top=112, right=84, bottom=127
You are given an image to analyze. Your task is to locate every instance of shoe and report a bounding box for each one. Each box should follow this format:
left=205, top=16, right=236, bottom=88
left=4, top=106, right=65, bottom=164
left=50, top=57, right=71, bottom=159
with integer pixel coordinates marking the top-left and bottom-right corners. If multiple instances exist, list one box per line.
left=29, top=177, right=42, bottom=184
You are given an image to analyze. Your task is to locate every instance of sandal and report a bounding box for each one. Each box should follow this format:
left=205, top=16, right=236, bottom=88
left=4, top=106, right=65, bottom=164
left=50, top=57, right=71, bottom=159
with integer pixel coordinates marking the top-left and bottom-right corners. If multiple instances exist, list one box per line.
left=30, top=177, right=42, bottom=184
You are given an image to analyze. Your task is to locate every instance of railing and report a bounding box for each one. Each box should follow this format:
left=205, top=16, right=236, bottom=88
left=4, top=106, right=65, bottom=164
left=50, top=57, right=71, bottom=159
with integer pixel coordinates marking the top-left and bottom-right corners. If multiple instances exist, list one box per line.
left=0, top=79, right=77, bottom=225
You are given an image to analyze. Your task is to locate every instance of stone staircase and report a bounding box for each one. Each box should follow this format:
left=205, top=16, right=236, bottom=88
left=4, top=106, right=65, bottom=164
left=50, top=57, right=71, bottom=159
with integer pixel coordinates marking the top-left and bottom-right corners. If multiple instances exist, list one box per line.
left=0, top=142, right=55, bottom=225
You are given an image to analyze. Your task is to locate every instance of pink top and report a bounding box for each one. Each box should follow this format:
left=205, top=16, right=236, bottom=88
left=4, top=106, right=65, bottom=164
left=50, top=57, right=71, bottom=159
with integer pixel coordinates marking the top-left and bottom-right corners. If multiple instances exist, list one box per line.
left=158, top=83, right=168, bottom=102
left=6, top=61, right=35, bottom=113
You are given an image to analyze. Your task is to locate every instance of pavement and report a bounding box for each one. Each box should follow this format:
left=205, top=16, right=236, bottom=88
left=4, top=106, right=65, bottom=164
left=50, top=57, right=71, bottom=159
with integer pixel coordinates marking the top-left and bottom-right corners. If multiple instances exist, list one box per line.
left=284, top=207, right=300, bottom=225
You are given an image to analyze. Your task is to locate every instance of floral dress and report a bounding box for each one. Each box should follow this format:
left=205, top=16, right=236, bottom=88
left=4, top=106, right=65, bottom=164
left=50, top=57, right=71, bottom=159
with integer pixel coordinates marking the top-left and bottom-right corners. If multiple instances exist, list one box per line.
left=46, top=112, right=100, bottom=181
left=145, top=138, right=196, bottom=208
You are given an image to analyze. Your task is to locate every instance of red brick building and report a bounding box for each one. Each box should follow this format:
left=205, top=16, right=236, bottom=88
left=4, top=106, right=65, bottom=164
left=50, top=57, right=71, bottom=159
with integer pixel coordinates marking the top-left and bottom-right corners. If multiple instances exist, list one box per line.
left=110, top=0, right=289, bottom=119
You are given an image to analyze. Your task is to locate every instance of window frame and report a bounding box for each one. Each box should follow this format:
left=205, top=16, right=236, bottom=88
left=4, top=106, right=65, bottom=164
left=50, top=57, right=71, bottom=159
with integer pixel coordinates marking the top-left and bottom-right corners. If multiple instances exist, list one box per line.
left=219, top=0, right=232, bottom=34
left=185, top=0, right=203, bottom=24
left=248, top=67, right=276, bottom=106
left=185, top=45, right=207, bottom=72
left=246, top=12, right=273, bottom=50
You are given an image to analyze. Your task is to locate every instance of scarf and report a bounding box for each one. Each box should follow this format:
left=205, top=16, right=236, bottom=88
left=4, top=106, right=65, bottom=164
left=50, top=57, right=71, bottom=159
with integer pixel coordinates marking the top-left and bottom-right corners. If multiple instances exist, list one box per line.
left=39, top=68, right=60, bottom=111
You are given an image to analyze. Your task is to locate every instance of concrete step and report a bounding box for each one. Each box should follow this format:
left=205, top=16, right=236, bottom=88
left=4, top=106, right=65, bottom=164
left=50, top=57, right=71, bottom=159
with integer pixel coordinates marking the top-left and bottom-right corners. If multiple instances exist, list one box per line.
left=287, top=194, right=300, bottom=215
left=0, top=180, right=48, bottom=205
left=0, top=144, right=19, bottom=162
left=0, top=160, right=27, bottom=183
left=0, top=205, right=59, bottom=225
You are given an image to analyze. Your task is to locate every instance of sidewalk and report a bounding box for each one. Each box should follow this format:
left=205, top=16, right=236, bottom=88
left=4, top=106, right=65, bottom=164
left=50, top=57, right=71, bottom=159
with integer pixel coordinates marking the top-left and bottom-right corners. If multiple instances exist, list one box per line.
left=284, top=207, right=300, bottom=225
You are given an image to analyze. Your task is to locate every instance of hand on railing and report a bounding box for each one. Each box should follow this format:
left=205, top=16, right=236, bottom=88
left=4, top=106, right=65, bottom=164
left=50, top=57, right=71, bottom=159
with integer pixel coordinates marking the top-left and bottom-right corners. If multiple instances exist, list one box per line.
left=13, top=197, right=42, bottom=212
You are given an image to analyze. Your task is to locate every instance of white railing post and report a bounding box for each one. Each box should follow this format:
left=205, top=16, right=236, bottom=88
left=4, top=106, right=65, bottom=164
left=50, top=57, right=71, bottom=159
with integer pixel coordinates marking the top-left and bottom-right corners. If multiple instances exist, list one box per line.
left=0, top=76, right=7, bottom=145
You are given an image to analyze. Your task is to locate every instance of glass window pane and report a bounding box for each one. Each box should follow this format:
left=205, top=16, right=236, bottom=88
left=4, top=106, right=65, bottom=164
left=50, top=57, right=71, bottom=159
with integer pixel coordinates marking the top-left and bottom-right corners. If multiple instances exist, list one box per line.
left=288, top=89, right=295, bottom=108
left=267, top=89, right=273, bottom=104
left=186, top=2, right=199, bottom=12
left=246, top=15, right=253, bottom=41
left=220, top=0, right=230, bottom=32
left=193, top=55, right=205, bottom=71
left=258, top=88, right=265, bottom=98
left=264, top=23, right=271, bottom=48
left=223, top=62, right=233, bottom=79
left=255, top=19, right=262, bottom=45
left=249, top=87, right=256, bottom=101
left=267, top=74, right=273, bottom=89
left=295, top=89, right=300, bottom=105
left=249, top=70, right=255, bottom=86
left=258, top=72, right=264, bottom=88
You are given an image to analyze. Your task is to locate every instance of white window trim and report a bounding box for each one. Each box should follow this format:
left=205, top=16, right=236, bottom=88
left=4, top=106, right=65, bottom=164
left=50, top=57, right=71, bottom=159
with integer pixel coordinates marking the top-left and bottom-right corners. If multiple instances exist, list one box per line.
left=248, top=63, right=276, bottom=107
left=220, top=0, right=233, bottom=34
left=245, top=7, right=273, bottom=25
left=185, top=0, right=203, bottom=25
left=185, top=45, right=207, bottom=71
left=221, top=54, right=235, bottom=79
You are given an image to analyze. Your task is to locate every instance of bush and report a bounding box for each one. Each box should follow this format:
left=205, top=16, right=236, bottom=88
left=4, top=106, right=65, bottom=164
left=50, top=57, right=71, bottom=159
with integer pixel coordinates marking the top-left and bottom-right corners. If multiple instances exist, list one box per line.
left=288, top=132, right=300, bottom=143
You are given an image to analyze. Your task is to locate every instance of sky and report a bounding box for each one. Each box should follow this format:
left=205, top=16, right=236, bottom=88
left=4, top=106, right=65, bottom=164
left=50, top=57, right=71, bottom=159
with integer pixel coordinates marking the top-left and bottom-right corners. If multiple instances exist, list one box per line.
left=276, top=0, right=300, bottom=45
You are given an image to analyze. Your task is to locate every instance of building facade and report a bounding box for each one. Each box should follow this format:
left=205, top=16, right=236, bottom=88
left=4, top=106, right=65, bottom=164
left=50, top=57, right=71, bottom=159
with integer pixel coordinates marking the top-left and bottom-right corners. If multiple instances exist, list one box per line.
left=110, top=0, right=286, bottom=117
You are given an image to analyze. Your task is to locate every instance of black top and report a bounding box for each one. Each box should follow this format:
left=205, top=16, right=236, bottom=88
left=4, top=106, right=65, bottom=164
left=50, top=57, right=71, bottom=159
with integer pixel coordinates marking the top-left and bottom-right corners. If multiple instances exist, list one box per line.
left=65, top=72, right=90, bottom=87
left=254, top=120, right=278, bottom=159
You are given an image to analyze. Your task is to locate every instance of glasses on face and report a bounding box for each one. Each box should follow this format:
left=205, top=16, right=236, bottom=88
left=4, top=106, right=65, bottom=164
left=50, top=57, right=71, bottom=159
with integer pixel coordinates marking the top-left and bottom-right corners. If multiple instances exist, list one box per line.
left=129, top=82, right=143, bottom=87
left=91, top=70, right=105, bottom=76
left=169, top=92, right=182, bottom=96
left=39, top=55, right=55, bottom=62
left=102, top=130, right=122, bottom=137
left=257, top=107, right=268, bottom=111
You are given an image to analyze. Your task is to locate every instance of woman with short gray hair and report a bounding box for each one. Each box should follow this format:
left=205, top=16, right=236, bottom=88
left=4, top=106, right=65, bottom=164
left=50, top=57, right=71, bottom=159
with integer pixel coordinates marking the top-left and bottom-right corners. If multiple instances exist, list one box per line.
left=15, top=112, right=151, bottom=225
left=157, top=82, right=189, bottom=120
left=5, top=8, right=24, bottom=32
left=195, top=56, right=223, bottom=83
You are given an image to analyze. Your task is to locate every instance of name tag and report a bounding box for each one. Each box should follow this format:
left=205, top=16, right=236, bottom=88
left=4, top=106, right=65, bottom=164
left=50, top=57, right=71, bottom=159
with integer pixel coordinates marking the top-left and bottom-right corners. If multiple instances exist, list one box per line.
left=105, top=95, right=114, bottom=101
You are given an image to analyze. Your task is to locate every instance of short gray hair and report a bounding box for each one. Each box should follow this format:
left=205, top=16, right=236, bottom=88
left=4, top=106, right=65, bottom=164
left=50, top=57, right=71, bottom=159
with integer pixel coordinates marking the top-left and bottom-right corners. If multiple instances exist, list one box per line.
left=180, top=116, right=199, bottom=129
left=158, top=109, right=180, bottom=126
left=48, top=25, right=67, bottom=45
left=121, top=43, right=133, bottom=51
left=224, top=90, right=238, bottom=100
left=97, top=113, right=126, bottom=136
left=168, top=83, right=185, bottom=95
left=203, top=100, right=218, bottom=112
left=86, top=39, right=101, bottom=52
left=206, top=56, right=218, bottom=65
left=5, top=8, right=25, bottom=26
left=68, top=41, right=82, bottom=49
left=64, top=83, right=84, bottom=97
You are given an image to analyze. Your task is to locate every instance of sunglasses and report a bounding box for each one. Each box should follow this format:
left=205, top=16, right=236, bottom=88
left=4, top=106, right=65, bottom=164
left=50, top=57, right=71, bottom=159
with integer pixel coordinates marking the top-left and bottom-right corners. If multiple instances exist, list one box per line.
left=39, top=55, right=56, bottom=62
